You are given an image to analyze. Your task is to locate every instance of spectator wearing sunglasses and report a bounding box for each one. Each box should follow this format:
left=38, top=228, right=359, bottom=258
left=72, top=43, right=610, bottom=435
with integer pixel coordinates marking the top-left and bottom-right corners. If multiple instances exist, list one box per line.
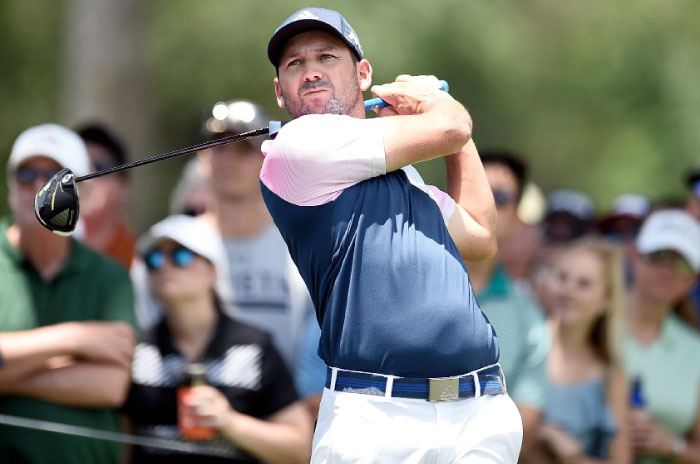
left=0, top=124, right=136, bottom=464
left=464, top=151, right=550, bottom=460
left=132, top=101, right=314, bottom=377
left=75, top=124, right=136, bottom=269
left=168, top=158, right=213, bottom=217
left=483, top=153, right=545, bottom=288
left=124, top=215, right=312, bottom=464
left=623, top=209, right=700, bottom=463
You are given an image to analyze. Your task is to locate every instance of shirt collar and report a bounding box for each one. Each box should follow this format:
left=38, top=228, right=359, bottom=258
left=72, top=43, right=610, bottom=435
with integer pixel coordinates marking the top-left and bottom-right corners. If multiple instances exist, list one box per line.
left=0, top=216, right=23, bottom=264
left=0, top=216, right=86, bottom=277
left=155, top=305, right=235, bottom=360
left=478, top=265, right=511, bottom=300
left=625, top=312, right=676, bottom=352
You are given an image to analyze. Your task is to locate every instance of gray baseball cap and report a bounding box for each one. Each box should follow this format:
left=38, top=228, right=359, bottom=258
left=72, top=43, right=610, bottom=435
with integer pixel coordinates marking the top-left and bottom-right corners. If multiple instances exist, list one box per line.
left=201, top=99, right=270, bottom=149
left=268, top=7, right=363, bottom=67
left=546, top=189, right=595, bottom=221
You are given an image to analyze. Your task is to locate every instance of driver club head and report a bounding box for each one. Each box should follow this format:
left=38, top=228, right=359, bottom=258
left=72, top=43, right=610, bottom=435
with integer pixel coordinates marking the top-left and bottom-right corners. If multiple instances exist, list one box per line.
left=34, top=168, right=80, bottom=236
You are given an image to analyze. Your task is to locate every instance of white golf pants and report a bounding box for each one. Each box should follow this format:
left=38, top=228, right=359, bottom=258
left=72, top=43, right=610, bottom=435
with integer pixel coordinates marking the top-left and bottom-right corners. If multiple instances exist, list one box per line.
left=311, top=388, right=523, bottom=463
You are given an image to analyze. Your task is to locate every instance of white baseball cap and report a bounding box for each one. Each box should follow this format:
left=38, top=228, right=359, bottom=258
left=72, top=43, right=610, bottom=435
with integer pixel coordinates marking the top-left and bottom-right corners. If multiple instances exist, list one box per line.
left=8, top=124, right=90, bottom=177
left=138, top=214, right=232, bottom=302
left=636, top=209, right=700, bottom=272
left=611, top=193, right=651, bottom=219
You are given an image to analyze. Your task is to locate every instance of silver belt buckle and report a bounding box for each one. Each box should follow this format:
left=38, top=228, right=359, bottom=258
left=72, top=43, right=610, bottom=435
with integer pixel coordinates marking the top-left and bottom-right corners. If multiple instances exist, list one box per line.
left=428, top=377, right=460, bottom=402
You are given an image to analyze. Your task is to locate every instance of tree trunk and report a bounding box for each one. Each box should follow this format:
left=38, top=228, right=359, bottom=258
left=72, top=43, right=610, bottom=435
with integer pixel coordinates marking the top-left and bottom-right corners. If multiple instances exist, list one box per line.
left=61, top=0, right=161, bottom=232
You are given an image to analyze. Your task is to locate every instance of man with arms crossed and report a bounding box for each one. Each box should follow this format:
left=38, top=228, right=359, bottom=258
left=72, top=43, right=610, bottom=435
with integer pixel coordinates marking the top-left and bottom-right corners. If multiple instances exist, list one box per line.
left=0, top=124, right=135, bottom=463
left=260, top=7, right=523, bottom=463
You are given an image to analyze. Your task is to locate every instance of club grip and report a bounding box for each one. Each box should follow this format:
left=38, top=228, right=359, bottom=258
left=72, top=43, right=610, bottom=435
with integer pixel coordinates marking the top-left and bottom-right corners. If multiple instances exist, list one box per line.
left=268, top=120, right=286, bottom=138
left=364, top=79, right=450, bottom=112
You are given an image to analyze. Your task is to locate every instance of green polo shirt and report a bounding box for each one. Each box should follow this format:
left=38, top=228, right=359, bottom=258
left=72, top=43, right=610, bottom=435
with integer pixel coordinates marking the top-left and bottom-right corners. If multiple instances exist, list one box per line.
left=624, top=314, right=700, bottom=464
left=476, top=266, right=549, bottom=409
left=0, top=217, right=136, bottom=464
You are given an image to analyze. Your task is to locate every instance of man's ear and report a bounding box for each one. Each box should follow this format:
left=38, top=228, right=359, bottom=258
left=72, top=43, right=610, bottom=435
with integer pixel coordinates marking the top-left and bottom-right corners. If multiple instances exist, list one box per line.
left=274, top=77, right=287, bottom=109
left=357, top=59, right=373, bottom=92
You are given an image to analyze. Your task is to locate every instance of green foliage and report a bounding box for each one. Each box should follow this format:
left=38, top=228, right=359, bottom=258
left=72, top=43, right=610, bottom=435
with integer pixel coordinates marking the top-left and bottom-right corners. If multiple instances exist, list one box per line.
left=0, top=0, right=64, bottom=216
left=1, top=0, right=698, bottom=222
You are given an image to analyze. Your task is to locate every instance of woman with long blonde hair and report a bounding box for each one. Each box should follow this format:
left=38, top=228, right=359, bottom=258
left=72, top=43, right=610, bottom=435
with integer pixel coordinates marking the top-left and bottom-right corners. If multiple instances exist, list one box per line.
left=533, top=238, right=631, bottom=464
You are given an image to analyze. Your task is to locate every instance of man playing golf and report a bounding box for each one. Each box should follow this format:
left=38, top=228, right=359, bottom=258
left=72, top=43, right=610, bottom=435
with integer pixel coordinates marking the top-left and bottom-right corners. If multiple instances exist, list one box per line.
left=261, top=7, right=523, bottom=463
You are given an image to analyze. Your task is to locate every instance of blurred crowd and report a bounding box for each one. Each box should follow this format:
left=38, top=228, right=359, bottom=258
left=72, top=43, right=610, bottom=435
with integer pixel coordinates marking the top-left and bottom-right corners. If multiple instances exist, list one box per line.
left=0, top=99, right=699, bottom=464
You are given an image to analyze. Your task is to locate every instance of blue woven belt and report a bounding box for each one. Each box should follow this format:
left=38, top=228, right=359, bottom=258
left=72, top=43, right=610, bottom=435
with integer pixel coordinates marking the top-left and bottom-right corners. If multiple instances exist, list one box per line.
left=325, top=364, right=506, bottom=401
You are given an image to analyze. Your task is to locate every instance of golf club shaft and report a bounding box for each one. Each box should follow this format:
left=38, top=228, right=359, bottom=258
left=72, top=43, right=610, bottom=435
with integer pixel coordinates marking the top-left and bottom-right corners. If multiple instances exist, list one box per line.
left=76, top=81, right=451, bottom=182
left=75, top=127, right=270, bottom=182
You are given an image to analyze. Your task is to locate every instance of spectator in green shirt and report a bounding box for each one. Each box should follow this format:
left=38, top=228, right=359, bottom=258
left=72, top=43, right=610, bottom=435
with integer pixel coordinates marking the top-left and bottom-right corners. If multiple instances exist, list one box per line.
left=465, top=151, right=550, bottom=461
left=0, top=124, right=136, bottom=464
left=625, top=209, right=700, bottom=463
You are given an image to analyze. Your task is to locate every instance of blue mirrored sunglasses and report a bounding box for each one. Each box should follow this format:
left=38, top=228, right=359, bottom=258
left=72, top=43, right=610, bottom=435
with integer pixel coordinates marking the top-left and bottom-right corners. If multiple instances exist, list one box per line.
left=12, top=167, right=62, bottom=185
left=144, top=246, right=196, bottom=271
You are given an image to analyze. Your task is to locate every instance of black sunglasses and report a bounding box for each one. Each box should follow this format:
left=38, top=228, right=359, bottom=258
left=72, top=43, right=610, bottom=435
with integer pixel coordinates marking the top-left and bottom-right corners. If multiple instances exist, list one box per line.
left=644, top=250, right=695, bottom=277
left=492, top=189, right=515, bottom=207
left=12, top=167, right=62, bottom=185
left=143, top=246, right=197, bottom=271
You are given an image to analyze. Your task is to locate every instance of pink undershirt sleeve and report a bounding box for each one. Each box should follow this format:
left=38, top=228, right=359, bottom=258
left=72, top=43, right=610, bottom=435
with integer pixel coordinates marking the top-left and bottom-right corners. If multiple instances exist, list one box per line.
left=400, top=165, right=456, bottom=225
left=260, top=114, right=386, bottom=206
left=260, top=113, right=456, bottom=224
left=426, top=185, right=457, bottom=225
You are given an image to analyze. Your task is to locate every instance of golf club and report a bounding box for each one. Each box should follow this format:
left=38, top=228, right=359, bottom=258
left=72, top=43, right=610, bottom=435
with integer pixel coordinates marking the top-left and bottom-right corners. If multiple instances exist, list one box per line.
left=35, top=80, right=449, bottom=235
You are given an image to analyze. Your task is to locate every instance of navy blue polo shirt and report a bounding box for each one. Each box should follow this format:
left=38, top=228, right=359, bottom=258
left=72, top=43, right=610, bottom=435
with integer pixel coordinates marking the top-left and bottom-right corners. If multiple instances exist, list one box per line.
left=261, top=166, right=499, bottom=378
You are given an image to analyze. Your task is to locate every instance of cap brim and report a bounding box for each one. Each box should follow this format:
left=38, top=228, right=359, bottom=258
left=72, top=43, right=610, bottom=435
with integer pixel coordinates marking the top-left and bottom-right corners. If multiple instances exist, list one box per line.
left=137, top=222, right=192, bottom=256
left=136, top=232, right=167, bottom=256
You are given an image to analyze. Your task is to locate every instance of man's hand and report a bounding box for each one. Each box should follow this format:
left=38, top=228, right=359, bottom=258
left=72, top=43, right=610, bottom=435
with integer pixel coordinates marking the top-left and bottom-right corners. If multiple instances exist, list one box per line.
left=372, top=75, right=458, bottom=118
left=186, top=385, right=235, bottom=430
left=375, top=74, right=472, bottom=172
left=66, top=321, right=134, bottom=368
